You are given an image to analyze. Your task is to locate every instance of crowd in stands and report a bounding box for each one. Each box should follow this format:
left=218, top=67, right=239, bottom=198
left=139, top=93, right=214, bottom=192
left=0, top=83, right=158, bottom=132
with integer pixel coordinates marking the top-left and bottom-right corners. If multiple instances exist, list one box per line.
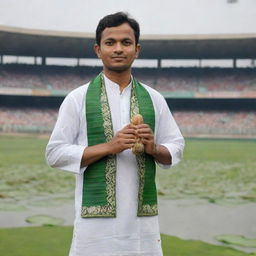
left=1, top=65, right=255, bottom=137
left=1, top=65, right=256, bottom=93
left=136, top=69, right=256, bottom=92
left=1, top=107, right=255, bottom=137
left=0, top=108, right=57, bottom=133
left=0, top=69, right=44, bottom=89
left=0, top=65, right=95, bottom=91
left=174, top=111, right=256, bottom=137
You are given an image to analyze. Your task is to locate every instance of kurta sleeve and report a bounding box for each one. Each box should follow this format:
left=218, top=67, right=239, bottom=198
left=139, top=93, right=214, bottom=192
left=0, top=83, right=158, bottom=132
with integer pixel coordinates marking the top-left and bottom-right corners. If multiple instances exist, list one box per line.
left=45, top=92, right=86, bottom=174
left=155, top=95, right=185, bottom=168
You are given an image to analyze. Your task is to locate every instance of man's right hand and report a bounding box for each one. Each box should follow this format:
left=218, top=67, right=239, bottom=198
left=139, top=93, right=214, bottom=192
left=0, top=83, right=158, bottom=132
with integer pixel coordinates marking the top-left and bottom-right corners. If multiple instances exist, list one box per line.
left=81, top=124, right=136, bottom=167
left=107, top=124, right=136, bottom=154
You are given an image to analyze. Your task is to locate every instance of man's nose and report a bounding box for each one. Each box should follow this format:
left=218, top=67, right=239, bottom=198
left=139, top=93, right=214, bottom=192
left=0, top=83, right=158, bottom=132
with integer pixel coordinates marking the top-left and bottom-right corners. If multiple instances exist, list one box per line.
left=113, top=43, right=123, bottom=53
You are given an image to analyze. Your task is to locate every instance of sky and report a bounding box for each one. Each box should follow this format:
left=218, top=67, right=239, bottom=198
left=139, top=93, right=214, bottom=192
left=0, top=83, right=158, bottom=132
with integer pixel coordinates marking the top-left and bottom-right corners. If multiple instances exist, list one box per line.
left=0, top=0, right=256, bottom=35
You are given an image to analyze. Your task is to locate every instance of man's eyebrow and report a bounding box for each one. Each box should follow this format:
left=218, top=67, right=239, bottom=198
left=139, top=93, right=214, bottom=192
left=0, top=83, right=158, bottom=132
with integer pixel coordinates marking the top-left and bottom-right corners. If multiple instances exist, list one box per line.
left=103, top=38, right=116, bottom=41
left=103, top=37, right=133, bottom=41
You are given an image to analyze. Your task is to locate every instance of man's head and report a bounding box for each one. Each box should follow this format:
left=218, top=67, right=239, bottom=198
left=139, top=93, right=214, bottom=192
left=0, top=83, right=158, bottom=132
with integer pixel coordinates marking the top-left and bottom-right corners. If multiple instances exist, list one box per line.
left=94, top=12, right=141, bottom=73
left=96, top=12, right=140, bottom=46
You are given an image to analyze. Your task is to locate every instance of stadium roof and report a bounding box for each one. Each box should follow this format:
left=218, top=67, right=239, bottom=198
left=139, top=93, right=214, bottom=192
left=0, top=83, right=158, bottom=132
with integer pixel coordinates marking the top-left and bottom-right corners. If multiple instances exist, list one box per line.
left=1, top=0, right=256, bottom=35
left=1, top=25, right=256, bottom=60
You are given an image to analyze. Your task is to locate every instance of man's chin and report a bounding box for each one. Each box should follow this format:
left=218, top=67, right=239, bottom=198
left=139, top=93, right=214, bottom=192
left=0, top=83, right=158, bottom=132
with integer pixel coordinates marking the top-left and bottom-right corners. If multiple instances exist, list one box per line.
left=107, top=65, right=131, bottom=73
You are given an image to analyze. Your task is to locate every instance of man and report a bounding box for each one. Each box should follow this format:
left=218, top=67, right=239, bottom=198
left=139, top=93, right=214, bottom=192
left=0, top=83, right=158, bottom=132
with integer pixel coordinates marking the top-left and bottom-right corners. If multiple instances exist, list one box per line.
left=46, top=12, right=184, bottom=256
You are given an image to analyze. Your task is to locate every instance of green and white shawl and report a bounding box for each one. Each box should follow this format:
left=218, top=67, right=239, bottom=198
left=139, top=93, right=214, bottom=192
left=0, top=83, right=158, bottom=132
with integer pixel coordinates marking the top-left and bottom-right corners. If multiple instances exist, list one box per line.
left=81, top=73, right=158, bottom=218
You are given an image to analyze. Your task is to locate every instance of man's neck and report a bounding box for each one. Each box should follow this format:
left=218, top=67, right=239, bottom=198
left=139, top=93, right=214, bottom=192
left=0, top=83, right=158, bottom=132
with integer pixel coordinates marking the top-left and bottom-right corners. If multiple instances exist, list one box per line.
left=103, top=68, right=132, bottom=93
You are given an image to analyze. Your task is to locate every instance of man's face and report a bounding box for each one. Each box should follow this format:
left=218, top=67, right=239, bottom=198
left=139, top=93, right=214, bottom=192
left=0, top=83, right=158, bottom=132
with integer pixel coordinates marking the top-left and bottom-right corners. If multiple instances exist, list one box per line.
left=94, top=23, right=140, bottom=73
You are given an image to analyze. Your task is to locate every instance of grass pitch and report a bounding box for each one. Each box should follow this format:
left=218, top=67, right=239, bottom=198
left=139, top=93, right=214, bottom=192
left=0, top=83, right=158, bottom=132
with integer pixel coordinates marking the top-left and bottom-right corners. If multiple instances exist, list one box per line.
left=0, top=226, right=250, bottom=256
left=156, top=138, right=256, bottom=205
left=0, top=135, right=74, bottom=210
left=0, top=135, right=256, bottom=210
left=0, top=134, right=256, bottom=255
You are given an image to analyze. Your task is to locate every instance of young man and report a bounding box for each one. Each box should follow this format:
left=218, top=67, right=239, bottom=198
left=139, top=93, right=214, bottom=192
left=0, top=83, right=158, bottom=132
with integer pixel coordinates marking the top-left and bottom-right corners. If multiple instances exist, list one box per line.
left=46, top=12, right=184, bottom=256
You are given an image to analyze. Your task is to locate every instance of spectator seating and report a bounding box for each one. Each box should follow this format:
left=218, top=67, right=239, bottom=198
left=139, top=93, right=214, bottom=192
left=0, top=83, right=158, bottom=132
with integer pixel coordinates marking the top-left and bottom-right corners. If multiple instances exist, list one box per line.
left=1, top=65, right=256, bottom=93
left=1, top=107, right=255, bottom=137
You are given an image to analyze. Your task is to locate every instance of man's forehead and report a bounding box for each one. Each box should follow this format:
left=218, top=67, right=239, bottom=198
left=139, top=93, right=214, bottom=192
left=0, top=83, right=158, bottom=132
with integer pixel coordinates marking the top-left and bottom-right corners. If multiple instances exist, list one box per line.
left=101, top=23, right=135, bottom=41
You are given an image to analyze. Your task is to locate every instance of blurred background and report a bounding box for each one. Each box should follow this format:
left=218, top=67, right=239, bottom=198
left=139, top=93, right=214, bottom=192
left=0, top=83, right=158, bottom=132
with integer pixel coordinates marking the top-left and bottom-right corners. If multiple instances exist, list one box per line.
left=0, top=0, right=256, bottom=255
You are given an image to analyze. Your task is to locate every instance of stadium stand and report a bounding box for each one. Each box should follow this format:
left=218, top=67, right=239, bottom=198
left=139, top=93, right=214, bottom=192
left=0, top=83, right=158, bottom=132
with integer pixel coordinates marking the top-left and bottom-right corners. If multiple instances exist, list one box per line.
left=152, top=68, right=256, bottom=92
left=174, top=111, right=256, bottom=137
left=0, top=65, right=93, bottom=91
left=0, top=67, right=45, bottom=89
left=1, top=65, right=256, bottom=94
left=0, top=107, right=57, bottom=133
left=0, top=107, right=255, bottom=137
left=0, top=65, right=255, bottom=137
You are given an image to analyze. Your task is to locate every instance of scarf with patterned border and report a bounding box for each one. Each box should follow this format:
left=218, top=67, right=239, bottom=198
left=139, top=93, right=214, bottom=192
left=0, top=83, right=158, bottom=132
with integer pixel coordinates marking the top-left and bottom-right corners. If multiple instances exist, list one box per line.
left=81, top=73, right=158, bottom=218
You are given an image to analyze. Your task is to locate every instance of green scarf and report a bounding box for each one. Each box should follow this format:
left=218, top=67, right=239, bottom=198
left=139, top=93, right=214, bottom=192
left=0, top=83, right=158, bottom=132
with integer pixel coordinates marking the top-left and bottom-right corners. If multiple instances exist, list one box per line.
left=81, top=73, right=158, bottom=218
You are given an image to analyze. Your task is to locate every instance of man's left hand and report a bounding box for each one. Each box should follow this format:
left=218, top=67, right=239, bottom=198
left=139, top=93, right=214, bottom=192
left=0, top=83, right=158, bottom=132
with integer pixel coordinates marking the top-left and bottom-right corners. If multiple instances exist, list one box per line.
left=136, top=124, right=156, bottom=155
left=136, top=124, right=172, bottom=165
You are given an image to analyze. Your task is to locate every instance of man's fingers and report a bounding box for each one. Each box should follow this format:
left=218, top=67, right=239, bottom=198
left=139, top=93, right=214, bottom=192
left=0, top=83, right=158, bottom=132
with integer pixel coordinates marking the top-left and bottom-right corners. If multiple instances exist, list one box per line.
left=137, top=128, right=152, bottom=134
left=125, top=129, right=137, bottom=135
left=141, top=137, right=153, bottom=143
left=121, top=126, right=136, bottom=135
left=137, top=128, right=154, bottom=140
left=123, top=124, right=137, bottom=130
left=123, top=138, right=136, bottom=144
left=117, top=133, right=136, bottom=140
left=136, top=124, right=152, bottom=133
left=116, top=135, right=136, bottom=144
left=120, top=139, right=135, bottom=150
left=136, top=124, right=149, bottom=129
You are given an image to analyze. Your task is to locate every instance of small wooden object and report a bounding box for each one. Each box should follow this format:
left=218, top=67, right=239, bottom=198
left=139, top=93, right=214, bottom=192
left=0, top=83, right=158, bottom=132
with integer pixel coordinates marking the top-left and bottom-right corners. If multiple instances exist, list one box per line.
left=131, top=114, right=144, bottom=155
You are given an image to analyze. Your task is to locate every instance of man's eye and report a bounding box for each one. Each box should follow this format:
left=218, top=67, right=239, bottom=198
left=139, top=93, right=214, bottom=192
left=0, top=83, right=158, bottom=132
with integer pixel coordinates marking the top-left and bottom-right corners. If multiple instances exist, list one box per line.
left=105, top=41, right=113, bottom=46
left=123, top=41, right=132, bottom=46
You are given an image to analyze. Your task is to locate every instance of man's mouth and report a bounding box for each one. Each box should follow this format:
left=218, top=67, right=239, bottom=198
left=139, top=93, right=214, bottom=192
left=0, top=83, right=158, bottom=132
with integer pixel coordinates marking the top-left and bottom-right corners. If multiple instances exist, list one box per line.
left=112, top=56, right=126, bottom=59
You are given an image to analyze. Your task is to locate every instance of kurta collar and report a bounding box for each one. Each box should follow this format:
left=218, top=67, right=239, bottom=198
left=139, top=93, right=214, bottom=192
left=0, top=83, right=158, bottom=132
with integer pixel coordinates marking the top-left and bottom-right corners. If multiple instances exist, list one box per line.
left=103, top=74, right=132, bottom=94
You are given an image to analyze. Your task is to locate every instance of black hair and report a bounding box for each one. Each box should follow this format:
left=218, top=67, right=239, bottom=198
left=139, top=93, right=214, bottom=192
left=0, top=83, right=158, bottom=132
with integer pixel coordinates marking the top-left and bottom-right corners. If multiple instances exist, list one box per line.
left=96, top=12, right=140, bottom=45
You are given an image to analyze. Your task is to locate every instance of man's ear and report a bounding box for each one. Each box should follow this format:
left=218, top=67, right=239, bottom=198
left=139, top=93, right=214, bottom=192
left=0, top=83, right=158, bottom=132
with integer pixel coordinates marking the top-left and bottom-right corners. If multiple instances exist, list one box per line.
left=94, top=44, right=101, bottom=58
left=135, top=44, right=141, bottom=58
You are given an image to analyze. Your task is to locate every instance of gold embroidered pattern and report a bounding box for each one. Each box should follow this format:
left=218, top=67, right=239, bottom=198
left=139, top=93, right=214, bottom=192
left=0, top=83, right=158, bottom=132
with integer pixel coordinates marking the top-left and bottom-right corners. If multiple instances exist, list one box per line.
left=101, top=76, right=114, bottom=142
left=101, top=76, right=117, bottom=216
left=81, top=75, right=116, bottom=217
left=136, top=153, right=146, bottom=215
left=131, top=81, right=158, bottom=217
left=138, top=204, right=158, bottom=216
left=81, top=204, right=116, bottom=217
left=130, top=85, right=139, bottom=119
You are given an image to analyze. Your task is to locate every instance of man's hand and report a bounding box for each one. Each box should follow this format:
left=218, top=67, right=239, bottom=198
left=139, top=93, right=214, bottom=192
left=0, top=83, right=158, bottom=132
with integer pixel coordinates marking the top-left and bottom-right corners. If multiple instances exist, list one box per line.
left=81, top=124, right=136, bottom=167
left=81, top=123, right=171, bottom=168
left=137, top=124, right=172, bottom=165
left=136, top=124, right=156, bottom=155
left=107, top=124, right=136, bottom=154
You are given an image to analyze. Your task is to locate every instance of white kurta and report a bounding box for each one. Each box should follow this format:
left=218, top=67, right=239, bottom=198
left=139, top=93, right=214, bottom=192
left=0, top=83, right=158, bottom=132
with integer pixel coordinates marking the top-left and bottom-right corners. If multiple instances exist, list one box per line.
left=46, top=75, right=184, bottom=256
